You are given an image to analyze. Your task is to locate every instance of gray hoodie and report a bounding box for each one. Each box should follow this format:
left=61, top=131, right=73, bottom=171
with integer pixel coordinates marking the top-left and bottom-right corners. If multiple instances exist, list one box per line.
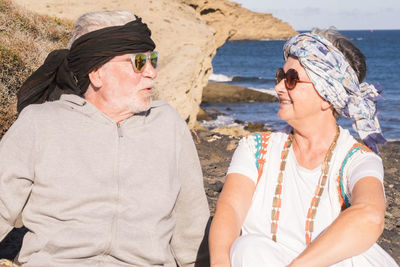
left=0, top=94, right=209, bottom=266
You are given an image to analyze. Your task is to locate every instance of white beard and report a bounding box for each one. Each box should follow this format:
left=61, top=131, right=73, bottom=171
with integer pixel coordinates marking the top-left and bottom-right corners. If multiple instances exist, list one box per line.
left=130, top=95, right=152, bottom=114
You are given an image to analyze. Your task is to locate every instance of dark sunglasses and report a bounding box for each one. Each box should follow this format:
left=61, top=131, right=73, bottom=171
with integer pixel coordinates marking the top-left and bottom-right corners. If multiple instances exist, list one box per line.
left=109, top=51, right=158, bottom=73
left=130, top=51, right=158, bottom=73
left=275, top=68, right=313, bottom=90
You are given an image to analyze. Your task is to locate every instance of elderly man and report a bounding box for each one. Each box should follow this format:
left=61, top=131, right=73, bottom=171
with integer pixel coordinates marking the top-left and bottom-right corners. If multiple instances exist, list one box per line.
left=0, top=10, right=209, bottom=266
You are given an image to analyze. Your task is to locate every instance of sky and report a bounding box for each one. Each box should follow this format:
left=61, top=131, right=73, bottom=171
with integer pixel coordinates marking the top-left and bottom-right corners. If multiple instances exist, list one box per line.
left=231, top=0, right=400, bottom=31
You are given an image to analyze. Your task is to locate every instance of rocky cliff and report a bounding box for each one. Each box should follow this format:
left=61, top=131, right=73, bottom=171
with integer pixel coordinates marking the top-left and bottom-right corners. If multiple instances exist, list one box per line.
left=3, top=0, right=296, bottom=132
left=180, top=0, right=298, bottom=47
left=9, top=0, right=215, bottom=128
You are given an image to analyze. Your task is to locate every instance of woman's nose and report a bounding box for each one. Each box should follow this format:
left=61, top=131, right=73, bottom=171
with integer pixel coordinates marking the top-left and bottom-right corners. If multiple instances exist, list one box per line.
left=274, top=79, right=287, bottom=95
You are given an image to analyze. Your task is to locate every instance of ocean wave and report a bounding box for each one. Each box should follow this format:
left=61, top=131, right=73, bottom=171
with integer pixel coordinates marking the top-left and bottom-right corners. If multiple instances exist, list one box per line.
left=209, top=73, right=233, bottom=82
left=248, top=87, right=277, bottom=97
left=200, top=115, right=239, bottom=129
left=232, top=76, right=274, bottom=83
left=259, top=38, right=287, bottom=41
left=209, top=73, right=275, bottom=84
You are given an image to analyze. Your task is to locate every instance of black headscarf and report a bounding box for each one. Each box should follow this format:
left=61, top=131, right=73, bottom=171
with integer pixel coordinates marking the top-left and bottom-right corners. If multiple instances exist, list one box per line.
left=17, top=16, right=155, bottom=112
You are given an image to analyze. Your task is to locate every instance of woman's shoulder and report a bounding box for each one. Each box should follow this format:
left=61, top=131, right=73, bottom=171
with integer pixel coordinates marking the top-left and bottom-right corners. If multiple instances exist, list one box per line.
left=238, top=127, right=291, bottom=165
left=337, top=126, right=377, bottom=159
left=244, top=126, right=291, bottom=145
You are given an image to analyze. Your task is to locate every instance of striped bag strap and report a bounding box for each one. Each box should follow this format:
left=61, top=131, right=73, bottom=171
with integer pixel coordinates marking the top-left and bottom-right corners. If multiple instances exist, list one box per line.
left=250, top=132, right=272, bottom=185
left=336, top=142, right=371, bottom=210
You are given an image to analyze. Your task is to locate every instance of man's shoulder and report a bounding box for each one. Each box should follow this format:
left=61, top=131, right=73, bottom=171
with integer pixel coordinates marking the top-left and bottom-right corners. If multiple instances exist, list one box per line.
left=16, top=99, right=76, bottom=129
left=20, top=100, right=67, bottom=116
left=147, top=100, right=189, bottom=133
left=150, top=100, right=181, bottom=118
left=19, top=101, right=55, bottom=115
left=151, top=99, right=173, bottom=110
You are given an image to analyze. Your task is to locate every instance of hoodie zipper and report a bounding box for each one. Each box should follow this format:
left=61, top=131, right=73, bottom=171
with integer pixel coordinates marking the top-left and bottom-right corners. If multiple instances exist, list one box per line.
left=117, top=122, right=123, bottom=138
left=103, top=122, right=123, bottom=259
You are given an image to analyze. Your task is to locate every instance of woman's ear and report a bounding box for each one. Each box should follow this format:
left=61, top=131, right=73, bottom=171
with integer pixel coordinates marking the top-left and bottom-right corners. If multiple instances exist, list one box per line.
left=88, top=67, right=103, bottom=89
left=321, top=99, right=332, bottom=111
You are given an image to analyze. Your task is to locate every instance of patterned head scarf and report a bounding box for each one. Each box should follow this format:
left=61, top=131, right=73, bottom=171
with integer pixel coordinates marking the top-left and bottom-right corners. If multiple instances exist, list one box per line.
left=283, top=33, right=386, bottom=153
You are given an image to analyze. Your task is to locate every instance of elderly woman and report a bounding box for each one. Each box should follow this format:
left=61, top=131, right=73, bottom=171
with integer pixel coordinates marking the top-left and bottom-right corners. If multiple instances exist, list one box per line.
left=209, top=29, right=398, bottom=267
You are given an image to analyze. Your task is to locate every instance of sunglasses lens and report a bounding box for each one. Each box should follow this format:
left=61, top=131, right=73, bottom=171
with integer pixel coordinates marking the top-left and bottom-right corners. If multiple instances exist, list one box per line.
left=275, top=68, right=285, bottom=85
left=286, top=69, right=299, bottom=89
left=150, top=52, right=158, bottom=69
left=275, top=68, right=307, bottom=89
left=134, top=54, right=147, bottom=72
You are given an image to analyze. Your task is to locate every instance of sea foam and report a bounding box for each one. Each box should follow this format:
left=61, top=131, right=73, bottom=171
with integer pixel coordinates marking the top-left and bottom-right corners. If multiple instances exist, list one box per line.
left=209, top=73, right=233, bottom=82
left=200, top=115, right=239, bottom=129
left=248, top=87, right=277, bottom=97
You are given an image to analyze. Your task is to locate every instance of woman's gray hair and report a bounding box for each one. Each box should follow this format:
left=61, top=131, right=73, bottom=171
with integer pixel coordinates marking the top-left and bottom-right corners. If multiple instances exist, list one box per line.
left=68, top=10, right=137, bottom=48
left=311, top=27, right=367, bottom=83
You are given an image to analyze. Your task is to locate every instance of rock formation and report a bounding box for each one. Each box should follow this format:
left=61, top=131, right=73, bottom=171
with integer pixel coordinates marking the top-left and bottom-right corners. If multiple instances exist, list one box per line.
left=10, top=0, right=216, bottom=127
left=4, top=0, right=297, bottom=131
left=180, top=0, right=298, bottom=47
left=202, top=82, right=277, bottom=103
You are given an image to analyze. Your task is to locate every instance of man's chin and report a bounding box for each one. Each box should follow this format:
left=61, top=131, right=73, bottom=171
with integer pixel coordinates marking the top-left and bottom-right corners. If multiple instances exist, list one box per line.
left=131, top=97, right=152, bottom=114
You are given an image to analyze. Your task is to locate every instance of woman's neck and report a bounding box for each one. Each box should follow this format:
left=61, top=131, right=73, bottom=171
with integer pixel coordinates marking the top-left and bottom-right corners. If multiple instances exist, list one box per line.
left=290, top=118, right=339, bottom=170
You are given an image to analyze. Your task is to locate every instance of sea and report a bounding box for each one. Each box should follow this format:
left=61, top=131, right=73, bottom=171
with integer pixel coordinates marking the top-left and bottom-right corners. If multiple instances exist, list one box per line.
left=201, top=30, right=400, bottom=141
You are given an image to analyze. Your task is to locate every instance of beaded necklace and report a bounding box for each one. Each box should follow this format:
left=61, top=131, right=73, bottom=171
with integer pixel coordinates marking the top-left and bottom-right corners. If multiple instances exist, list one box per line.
left=270, top=125, right=340, bottom=245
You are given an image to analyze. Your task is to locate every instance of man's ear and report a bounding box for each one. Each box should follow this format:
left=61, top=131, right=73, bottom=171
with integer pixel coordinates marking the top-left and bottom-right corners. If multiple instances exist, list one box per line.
left=88, top=67, right=103, bottom=88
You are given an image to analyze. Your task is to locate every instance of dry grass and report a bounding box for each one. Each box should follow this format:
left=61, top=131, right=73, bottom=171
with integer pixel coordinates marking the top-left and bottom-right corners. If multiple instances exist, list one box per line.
left=0, top=0, right=72, bottom=138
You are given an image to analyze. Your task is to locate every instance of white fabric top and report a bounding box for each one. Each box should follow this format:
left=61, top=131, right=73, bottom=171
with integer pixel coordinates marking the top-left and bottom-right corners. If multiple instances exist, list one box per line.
left=227, top=127, right=384, bottom=251
left=228, top=136, right=383, bottom=202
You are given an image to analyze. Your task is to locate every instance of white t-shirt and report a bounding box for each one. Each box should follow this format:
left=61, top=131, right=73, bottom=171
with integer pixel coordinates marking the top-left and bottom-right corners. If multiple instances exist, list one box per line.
left=228, top=137, right=383, bottom=197
left=227, top=128, right=384, bottom=251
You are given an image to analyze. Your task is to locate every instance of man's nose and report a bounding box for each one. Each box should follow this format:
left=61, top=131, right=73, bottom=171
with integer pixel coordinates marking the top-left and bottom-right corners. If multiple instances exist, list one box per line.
left=142, top=61, right=157, bottom=79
